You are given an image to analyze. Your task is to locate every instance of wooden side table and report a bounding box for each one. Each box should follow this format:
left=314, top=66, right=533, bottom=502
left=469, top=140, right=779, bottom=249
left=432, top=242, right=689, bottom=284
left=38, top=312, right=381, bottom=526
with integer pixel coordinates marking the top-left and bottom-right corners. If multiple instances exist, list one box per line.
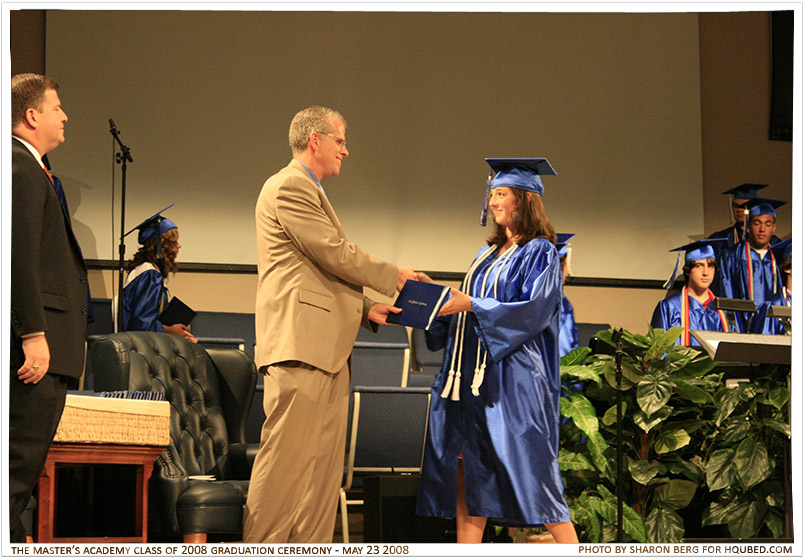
left=36, top=442, right=166, bottom=543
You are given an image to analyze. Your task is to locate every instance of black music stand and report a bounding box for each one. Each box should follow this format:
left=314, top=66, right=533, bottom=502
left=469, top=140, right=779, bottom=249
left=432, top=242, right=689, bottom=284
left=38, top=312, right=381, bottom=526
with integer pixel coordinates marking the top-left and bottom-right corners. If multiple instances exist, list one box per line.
left=690, top=331, right=791, bottom=366
left=768, top=305, right=792, bottom=335
left=713, top=297, right=757, bottom=334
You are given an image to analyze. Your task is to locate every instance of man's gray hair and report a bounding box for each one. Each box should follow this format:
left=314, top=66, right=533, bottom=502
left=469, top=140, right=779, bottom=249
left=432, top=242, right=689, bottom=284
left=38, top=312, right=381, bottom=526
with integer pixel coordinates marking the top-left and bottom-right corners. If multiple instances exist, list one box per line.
left=288, top=106, right=346, bottom=154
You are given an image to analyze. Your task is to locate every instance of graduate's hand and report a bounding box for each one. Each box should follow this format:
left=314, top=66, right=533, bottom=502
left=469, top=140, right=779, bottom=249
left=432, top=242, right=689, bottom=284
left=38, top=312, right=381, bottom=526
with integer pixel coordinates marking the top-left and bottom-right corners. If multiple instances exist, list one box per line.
left=438, top=289, right=473, bottom=316
left=368, top=303, right=402, bottom=325
left=165, top=323, right=198, bottom=343
left=416, top=272, right=435, bottom=284
left=18, top=334, right=50, bottom=384
left=397, top=266, right=417, bottom=292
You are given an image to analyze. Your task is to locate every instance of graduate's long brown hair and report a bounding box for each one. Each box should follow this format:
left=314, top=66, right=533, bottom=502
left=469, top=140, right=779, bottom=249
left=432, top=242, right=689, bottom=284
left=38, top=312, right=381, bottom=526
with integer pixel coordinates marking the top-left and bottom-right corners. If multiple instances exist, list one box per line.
left=486, top=189, right=556, bottom=248
left=127, top=229, right=180, bottom=278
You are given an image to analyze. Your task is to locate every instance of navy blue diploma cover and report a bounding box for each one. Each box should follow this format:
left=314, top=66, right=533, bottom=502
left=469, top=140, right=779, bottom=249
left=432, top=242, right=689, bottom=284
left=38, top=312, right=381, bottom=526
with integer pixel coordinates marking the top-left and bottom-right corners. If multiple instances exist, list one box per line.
left=387, top=280, right=451, bottom=330
left=158, top=296, right=196, bottom=326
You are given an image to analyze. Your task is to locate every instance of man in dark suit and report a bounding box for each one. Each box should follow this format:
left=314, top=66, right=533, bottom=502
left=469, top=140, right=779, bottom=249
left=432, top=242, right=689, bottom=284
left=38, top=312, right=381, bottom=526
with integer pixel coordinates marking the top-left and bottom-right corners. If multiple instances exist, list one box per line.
left=10, top=73, right=88, bottom=543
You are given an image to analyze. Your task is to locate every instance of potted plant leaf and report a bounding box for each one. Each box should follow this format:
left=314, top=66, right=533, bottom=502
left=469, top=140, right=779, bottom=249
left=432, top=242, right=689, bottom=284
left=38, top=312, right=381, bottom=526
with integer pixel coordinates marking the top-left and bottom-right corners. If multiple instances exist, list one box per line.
left=558, top=327, right=790, bottom=543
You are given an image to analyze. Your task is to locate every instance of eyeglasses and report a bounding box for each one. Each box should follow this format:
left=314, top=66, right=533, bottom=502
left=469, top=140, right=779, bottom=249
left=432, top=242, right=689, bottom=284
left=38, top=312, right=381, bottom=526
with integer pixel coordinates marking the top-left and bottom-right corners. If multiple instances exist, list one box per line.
left=316, top=131, right=346, bottom=150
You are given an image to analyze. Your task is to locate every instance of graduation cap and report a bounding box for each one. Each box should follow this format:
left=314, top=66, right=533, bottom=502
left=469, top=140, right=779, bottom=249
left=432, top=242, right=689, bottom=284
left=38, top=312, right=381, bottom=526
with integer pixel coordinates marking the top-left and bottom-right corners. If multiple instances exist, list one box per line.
left=721, top=184, right=769, bottom=226
left=663, top=238, right=728, bottom=289
left=738, top=197, right=786, bottom=219
left=125, top=204, right=177, bottom=246
left=481, top=158, right=556, bottom=225
left=556, top=233, right=575, bottom=259
left=722, top=183, right=769, bottom=199
left=556, top=233, right=575, bottom=277
left=772, top=237, right=792, bottom=264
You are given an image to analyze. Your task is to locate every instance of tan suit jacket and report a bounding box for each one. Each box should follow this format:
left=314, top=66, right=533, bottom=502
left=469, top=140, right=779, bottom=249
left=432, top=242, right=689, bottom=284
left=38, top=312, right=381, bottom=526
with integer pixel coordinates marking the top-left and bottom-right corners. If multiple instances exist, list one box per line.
left=254, top=159, right=398, bottom=374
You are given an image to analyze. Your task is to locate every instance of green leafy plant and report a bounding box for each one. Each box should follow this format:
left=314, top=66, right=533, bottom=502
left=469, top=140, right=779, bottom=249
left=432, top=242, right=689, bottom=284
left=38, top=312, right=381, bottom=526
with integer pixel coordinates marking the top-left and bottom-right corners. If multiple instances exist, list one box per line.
left=558, top=327, right=790, bottom=543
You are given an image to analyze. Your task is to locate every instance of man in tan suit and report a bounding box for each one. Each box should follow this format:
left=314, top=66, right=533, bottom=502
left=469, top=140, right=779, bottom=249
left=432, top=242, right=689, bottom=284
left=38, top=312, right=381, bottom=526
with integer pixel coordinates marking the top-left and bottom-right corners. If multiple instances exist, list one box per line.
left=243, top=106, right=417, bottom=543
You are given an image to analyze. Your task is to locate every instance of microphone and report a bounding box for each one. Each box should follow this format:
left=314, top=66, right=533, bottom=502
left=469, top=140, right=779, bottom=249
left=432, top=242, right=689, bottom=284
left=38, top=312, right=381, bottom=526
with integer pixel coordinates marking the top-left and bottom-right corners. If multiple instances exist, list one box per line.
left=108, top=119, right=133, bottom=162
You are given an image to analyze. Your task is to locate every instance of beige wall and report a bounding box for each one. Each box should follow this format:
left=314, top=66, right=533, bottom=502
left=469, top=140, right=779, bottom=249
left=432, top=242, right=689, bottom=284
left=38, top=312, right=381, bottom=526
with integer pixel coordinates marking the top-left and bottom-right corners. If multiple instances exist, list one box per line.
left=89, top=269, right=664, bottom=335
left=20, top=10, right=794, bottom=336
left=565, top=285, right=667, bottom=335
left=700, top=12, right=793, bottom=238
left=47, top=11, right=703, bottom=281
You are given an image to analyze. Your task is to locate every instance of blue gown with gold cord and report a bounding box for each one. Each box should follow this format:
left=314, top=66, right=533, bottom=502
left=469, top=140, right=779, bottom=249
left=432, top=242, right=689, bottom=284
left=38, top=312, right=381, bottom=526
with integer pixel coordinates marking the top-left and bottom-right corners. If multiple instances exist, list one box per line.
left=650, top=290, right=730, bottom=344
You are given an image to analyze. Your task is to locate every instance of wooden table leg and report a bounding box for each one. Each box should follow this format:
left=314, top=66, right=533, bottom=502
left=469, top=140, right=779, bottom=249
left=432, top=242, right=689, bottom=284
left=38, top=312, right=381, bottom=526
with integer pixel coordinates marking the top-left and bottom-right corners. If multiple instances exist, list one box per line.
left=141, top=462, right=156, bottom=542
left=36, top=443, right=165, bottom=543
left=134, top=465, right=144, bottom=538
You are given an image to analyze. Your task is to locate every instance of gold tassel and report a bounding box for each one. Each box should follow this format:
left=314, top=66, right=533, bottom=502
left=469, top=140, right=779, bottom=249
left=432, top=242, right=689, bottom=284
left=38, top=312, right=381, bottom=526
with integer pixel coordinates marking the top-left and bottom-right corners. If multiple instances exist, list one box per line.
left=470, top=363, right=486, bottom=397
left=450, top=370, right=462, bottom=401
left=440, top=370, right=455, bottom=399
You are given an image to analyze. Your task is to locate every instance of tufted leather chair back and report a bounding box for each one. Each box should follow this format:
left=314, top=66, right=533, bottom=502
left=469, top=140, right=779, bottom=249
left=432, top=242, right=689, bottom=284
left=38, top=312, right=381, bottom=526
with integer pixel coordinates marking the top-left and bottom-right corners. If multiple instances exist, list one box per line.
left=88, top=331, right=257, bottom=541
left=91, top=331, right=232, bottom=478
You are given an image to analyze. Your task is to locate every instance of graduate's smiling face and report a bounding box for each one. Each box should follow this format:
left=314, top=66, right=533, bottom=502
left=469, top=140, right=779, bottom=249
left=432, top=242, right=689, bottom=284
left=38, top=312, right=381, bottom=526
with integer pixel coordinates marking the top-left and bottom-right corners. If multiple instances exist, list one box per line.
left=687, top=259, right=716, bottom=292
left=489, top=187, right=519, bottom=229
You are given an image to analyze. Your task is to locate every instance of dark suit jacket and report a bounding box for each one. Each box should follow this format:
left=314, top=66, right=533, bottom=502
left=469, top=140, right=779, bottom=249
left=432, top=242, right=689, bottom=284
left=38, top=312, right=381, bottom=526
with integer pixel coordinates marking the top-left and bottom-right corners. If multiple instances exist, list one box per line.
left=11, top=138, right=87, bottom=378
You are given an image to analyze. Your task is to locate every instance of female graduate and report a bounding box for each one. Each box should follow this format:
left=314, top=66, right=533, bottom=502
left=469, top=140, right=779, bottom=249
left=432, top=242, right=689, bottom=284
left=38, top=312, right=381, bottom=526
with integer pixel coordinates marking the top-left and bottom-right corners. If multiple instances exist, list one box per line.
left=651, top=239, right=730, bottom=345
left=119, top=205, right=196, bottom=342
left=416, top=158, right=578, bottom=543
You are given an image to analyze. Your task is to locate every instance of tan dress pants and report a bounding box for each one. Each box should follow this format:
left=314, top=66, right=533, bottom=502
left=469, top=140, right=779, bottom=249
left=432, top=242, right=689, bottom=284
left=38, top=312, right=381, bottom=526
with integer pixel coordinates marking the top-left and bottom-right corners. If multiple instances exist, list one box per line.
left=242, top=360, right=350, bottom=543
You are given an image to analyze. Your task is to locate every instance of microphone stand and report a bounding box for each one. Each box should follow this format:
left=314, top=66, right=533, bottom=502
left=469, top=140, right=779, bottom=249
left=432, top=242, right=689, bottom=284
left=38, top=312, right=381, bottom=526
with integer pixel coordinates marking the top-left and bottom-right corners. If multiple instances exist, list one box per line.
left=109, top=120, right=133, bottom=332
left=613, top=327, right=625, bottom=543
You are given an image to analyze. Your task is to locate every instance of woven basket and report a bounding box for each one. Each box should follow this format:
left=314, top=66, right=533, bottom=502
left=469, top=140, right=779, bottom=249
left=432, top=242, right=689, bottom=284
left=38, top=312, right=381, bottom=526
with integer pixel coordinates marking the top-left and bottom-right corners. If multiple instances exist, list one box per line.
left=53, top=395, right=170, bottom=446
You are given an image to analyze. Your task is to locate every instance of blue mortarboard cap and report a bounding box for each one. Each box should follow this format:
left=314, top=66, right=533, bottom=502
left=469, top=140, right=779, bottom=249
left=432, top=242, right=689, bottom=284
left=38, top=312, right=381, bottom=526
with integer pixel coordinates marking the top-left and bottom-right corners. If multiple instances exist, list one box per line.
left=772, top=237, right=792, bottom=263
left=481, top=158, right=556, bottom=225
left=671, top=238, right=728, bottom=262
left=556, top=233, right=576, bottom=258
left=486, top=158, right=556, bottom=195
left=663, top=238, right=728, bottom=289
left=125, top=204, right=177, bottom=245
left=738, top=197, right=786, bottom=219
left=722, top=183, right=768, bottom=199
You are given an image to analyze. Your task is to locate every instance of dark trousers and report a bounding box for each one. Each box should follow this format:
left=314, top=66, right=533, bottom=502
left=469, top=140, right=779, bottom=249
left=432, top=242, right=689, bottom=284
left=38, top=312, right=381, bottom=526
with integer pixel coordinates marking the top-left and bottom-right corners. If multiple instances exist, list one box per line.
left=8, top=373, right=69, bottom=543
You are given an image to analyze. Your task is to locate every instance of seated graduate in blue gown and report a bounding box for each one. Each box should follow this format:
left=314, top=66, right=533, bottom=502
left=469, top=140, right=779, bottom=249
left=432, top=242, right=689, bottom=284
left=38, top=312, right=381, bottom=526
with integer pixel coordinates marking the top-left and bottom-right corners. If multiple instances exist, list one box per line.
left=557, top=233, right=579, bottom=357
left=708, top=183, right=779, bottom=247
left=651, top=239, right=731, bottom=345
left=749, top=237, right=792, bottom=335
left=118, top=204, right=196, bottom=342
left=416, top=158, right=578, bottom=543
left=717, top=197, right=786, bottom=332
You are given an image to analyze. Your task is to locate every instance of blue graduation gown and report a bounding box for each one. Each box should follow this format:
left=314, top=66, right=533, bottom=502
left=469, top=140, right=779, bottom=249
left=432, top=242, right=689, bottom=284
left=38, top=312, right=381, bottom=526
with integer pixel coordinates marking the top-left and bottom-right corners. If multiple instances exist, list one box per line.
left=650, top=290, right=728, bottom=346
left=717, top=242, right=783, bottom=331
left=120, top=264, right=168, bottom=333
left=559, top=294, right=579, bottom=357
left=708, top=224, right=743, bottom=246
left=416, top=239, right=571, bottom=526
left=749, top=290, right=790, bottom=335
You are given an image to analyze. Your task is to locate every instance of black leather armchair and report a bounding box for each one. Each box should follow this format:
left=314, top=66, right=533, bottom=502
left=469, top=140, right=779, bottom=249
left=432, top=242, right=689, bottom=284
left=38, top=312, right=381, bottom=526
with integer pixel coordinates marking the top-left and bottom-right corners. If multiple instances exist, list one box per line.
left=88, top=331, right=258, bottom=542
